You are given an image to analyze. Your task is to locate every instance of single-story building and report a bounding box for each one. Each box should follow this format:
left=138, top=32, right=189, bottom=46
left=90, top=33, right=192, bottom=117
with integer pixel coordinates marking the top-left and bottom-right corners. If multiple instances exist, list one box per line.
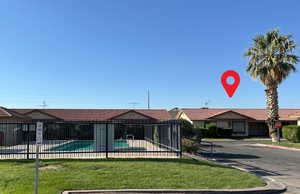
left=0, top=107, right=178, bottom=152
left=289, top=112, right=300, bottom=126
left=169, top=108, right=300, bottom=136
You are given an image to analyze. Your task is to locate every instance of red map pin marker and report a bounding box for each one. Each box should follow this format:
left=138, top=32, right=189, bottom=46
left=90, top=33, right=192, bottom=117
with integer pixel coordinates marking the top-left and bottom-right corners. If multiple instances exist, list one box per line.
left=221, top=70, right=240, bottom=97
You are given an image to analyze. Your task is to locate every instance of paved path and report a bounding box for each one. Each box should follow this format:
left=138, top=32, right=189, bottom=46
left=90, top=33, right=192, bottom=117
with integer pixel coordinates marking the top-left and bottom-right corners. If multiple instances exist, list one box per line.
left=201, top=141, right=300, bottom=194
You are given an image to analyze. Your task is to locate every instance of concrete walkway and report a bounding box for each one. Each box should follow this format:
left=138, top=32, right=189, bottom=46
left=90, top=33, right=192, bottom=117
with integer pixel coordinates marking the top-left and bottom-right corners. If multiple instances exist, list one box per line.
left=199, top=140, right=300, bottom=194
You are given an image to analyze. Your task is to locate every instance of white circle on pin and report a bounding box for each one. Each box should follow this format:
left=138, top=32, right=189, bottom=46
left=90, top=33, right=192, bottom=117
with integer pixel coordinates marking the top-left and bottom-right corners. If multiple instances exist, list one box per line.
left=226, top=76, right=235, bottom=85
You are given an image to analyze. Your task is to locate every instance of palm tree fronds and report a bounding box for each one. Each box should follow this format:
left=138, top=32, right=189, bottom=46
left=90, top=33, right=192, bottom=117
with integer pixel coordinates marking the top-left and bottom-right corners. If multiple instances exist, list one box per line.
left=244, top=29, right=298, bottom=86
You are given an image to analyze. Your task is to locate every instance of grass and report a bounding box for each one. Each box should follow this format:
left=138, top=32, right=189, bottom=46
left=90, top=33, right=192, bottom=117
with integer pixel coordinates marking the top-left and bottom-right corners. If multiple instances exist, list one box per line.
left=262, top=141, right=300, bottom=149
left=0, top=157, right=265, bottom=194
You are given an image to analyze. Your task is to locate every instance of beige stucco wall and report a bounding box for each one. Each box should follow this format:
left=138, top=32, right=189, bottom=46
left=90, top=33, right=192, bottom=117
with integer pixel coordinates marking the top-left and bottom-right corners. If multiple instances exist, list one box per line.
left=298, top=119, right=300, bottom=126
left=94, top=124, right=114, bottom=151
left=213, top=112, right=248, bottom=120
left=177, top=112, right=205, bottom=128
left=193, top=120, right=205, bottom=128
left=178, top=112, right=193, bottom=123
left=26, top=111, right=56, bottom=120
left=216, top=120, right=231, bottom=128
left=211, top=112, right=250, bottom=136
left=0, top=118, right=24, bottom=122
left=177, top=112, right=206, bottom=128
left=114, top=112, right=150, bottom=120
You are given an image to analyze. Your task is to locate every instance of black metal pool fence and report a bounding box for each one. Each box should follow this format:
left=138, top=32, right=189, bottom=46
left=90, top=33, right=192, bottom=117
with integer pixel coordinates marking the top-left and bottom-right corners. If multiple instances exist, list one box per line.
left=0, top=120, right=181, bottom=159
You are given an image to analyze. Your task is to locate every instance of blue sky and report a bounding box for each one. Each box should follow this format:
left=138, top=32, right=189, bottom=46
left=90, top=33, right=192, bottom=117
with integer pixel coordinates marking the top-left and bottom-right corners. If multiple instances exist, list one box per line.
left=0, top=0, right=299, bottom=109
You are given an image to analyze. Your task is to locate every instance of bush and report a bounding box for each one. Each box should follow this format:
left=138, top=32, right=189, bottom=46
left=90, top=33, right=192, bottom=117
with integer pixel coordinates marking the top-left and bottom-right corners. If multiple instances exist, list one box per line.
left=194, top=127, right=209, bottom=139
left=206, top=123, right=218, bottom=138
left=192, top=128, right=201, bottom=140
left=282, top=125, right=300, bottom=143
left=182, top=138, right=199, bottom=153
left=217, top=128, right=233, bottom=138
left=180, top=119, right=195, bottom=138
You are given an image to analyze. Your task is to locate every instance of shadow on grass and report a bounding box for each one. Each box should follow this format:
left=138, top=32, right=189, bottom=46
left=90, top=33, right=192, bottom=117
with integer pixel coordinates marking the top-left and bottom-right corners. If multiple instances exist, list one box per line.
left=0, top=157, right=232, bottom=169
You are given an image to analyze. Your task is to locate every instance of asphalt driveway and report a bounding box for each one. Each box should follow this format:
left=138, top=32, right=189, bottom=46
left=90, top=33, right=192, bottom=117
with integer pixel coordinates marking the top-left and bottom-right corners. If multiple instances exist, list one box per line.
left=201, top=140, right=300, bottom=194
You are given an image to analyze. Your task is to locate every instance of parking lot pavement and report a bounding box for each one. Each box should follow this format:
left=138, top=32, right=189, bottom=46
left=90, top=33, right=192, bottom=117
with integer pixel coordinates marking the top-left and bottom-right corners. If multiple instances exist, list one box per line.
left=202, top=141, right=300, bottom=194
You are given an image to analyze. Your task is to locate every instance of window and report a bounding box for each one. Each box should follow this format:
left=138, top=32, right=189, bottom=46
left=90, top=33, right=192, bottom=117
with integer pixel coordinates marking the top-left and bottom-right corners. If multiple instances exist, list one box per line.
left=217, top=121, right=231, bottom=128
left=193, top=121, right=204, bottom=128
left=232, top=121, right=245, bottom=133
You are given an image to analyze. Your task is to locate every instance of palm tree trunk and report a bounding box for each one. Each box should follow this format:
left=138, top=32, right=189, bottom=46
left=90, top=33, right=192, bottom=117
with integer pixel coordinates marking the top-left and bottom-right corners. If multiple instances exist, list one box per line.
left=265, top=86, right=280, bottom=142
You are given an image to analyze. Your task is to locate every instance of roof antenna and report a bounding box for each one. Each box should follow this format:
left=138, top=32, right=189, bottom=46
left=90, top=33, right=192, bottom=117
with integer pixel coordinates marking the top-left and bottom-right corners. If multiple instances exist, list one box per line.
left=129, top=102, right=139, bottom=109
left=38, top=100, right=48, bottom=109
left=147, top=89, right=150, bottom=109
left=203, top=100, right=210, bottom=109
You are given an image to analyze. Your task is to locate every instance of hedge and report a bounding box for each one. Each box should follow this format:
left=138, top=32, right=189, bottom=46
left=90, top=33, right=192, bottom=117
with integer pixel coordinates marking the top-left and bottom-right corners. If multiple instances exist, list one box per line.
left=217, top=128, right=233, bottom=138
left=194, top=126, right=232, bottom=138
left=194, top=128, right=209, bottom=138
left=206, top=123, right=218, bottom=137
left=282, top=125, right=300, bottom=143
left=180, top=120, right=233, bottom=139
left=192, top=127, right=203, bottom=140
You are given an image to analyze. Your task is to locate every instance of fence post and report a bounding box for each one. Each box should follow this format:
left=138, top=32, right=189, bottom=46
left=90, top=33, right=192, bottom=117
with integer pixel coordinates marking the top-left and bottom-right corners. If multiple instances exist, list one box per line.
left=105, top=123, right=108, bottom=159
left=27, top=123, right=30, bottom=160
left=170, top=124, right=173, bottom=150
left=179, top=123, right=182, bottom=158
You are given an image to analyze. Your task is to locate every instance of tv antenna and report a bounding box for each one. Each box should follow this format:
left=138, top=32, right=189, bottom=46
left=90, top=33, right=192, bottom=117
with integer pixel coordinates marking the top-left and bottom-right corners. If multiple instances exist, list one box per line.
left=38, top=100, right=48, bottom=109
left=129, top=102, right=139, bottom=109
left=203, top=100, right=211, bottom=108
left=147, top=89, right=150, bottom=109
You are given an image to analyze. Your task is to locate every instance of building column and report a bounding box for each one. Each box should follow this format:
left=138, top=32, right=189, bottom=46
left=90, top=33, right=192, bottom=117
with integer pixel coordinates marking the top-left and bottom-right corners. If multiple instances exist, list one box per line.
left=94, top=124, right=115, bottom=152
left=107, top=124, right=115, bottom=151
left=245, top=120, right=249, bottom=136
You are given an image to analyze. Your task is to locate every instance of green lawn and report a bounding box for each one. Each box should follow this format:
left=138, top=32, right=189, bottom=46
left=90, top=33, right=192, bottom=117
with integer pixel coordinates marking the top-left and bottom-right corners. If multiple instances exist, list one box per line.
left=262, top=141, right=300, bottom=149
left=0, top=158, right=265, bottom=194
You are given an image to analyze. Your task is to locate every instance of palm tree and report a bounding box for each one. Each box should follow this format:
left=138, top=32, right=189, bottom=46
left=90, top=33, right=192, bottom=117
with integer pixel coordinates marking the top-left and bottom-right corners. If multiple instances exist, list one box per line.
left=244, top=29, right=299, bottom=142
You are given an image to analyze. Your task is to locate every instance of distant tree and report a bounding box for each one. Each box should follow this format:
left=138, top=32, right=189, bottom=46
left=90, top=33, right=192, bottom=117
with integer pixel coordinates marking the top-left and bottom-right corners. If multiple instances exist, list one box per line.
left=244, top=29, right=299, bottom=142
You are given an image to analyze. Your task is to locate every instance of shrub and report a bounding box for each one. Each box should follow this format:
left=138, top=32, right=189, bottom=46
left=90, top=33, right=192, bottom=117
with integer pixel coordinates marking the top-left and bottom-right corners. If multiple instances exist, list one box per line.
left=180, top=119, right=195, bottom=138
left=206, top=123, right=218, bottom=138
left=153, top=126, right=160, bottom=143
left=192, top=128, right=201, bottom=140
left=282, top=125, right=300, bottom=143
left=217, top=128, right=233, bottom=138
left=194, top=127, right=209, bottom=139
left=182, top=138, right=199, bottom=153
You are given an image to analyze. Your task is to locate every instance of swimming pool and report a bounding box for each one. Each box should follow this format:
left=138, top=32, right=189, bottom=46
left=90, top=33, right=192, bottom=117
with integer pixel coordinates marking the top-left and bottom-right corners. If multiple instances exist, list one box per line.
left=50, top=140, right=129, bottom=151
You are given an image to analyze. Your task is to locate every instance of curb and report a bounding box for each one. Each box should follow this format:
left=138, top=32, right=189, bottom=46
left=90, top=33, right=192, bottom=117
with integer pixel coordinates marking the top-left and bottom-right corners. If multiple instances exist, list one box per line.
left=62, top=179, right=286, bottom=194
left=255, top=143, right=300, bottom=151
left=184, top=153, right=286, bottom=194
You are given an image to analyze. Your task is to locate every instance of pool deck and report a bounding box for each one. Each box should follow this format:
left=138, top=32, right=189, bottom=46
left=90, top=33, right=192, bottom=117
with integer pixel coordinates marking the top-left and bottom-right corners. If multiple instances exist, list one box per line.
left=0, top=140, right=179, bottom=159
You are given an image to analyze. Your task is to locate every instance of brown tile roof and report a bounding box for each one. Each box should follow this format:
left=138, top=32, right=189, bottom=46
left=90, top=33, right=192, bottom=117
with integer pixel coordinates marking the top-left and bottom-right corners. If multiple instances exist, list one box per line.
left=0, top=107, right=11, bottom=117
left=289, top=111, right=300, bottom=118
left=181, top=108, right=300, bottom=121
left=0, top=107, right=28, bottom=119
left=11, top=109, right=171, bottom=121
left=168, top=108, right=181, bottom=119
left=207, top=110, right=256, bottom=120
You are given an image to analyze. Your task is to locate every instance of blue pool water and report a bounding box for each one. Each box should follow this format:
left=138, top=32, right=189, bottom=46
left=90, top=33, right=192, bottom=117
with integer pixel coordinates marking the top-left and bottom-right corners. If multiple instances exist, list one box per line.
left=50, top=140, right=129, bottom=151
